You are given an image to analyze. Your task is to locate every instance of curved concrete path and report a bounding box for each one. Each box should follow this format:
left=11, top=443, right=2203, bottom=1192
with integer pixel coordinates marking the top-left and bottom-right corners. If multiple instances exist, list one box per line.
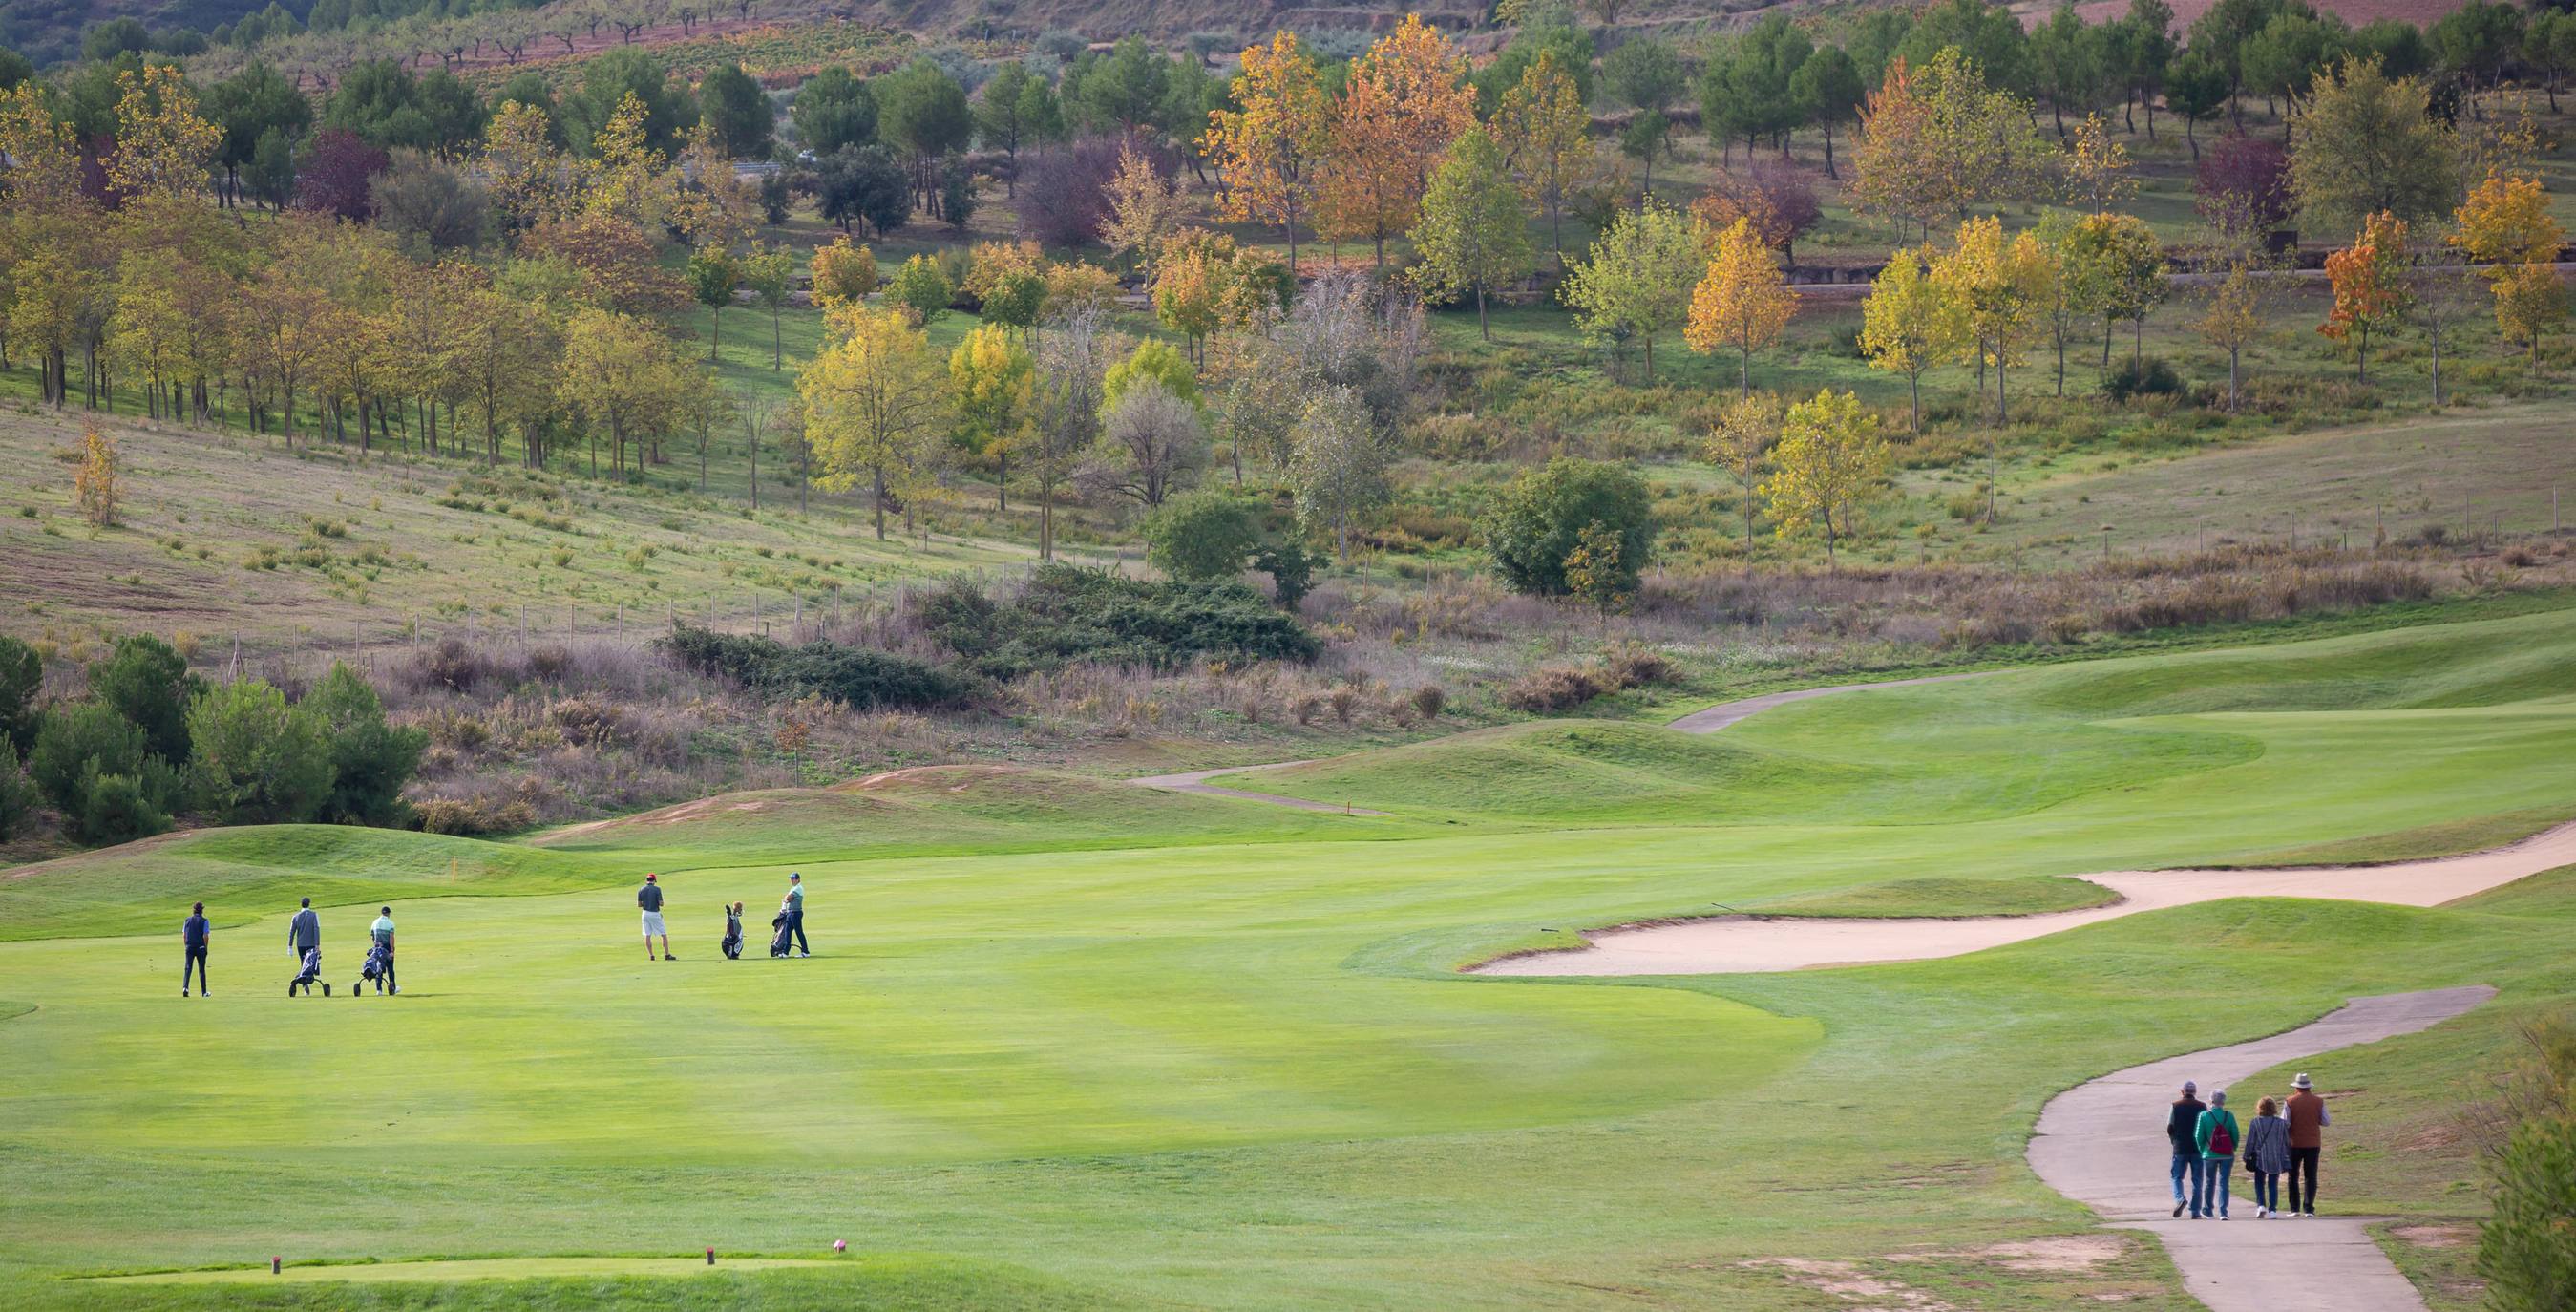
left=1127, top=670, right=1987, bottom=813
left=1473, top=820, right=2576, bottom=976
left=2029, top=985, right=2497, bottom=1312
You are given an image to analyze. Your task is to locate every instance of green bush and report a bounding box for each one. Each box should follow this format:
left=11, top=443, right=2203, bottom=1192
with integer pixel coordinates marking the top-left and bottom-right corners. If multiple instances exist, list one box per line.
left=0, top=635, right=38, bottom=755
left=888, top=253, right=953, bottom=324
left=924, top=564, right=1320, bottom=680
left=307, top=663, right=429, bottom=828
left=73, top=768, right=171, bottom=846
left=658, top=624, right=974, bottom=710
left=28, top=702, right=150, bottom=815
left=1480, top=457, right=1656, bottom=597
left=87, top=635, right=202, bottom=764
left=2101, top=356, right=2185, bottom=404
left=2480, top=1113, right=2576, bottom=1312
left=0, top=740, right=35, bottom=841
left=186, top=678, right=334, bottom=825
left=1143, top=491, right=1264, bottom=583
left=1255, top=540, right=1316, bottom=607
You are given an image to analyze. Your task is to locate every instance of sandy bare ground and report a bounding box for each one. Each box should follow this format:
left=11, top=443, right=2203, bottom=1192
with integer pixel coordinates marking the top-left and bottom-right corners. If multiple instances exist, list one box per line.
left=1471, top=823, right=2576, bottom=976
left=2028, top=985, right=2497, bottom=1312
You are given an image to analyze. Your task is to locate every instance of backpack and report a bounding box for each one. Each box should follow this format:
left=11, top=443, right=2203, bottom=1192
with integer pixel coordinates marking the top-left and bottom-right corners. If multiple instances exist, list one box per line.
left=2209, top=1117, right=2235, bottom=1155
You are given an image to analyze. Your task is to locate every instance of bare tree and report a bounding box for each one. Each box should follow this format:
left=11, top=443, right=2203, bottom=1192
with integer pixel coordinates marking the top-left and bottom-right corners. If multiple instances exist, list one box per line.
left=1080, top=381, right=1208, bottom=510
left=1030, top=307, right=1108, bottom=560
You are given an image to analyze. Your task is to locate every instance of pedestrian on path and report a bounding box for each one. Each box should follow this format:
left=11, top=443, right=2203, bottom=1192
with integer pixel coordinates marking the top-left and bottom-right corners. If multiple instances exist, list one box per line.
left=287, top=897, right=321, bottom=963
left=639, top=873, right=674, bottom=961
left=2244, top=1095, right=2291, bottom=1217
left=2284, top=1072, right=2330, bottom=1217
left=781, top=872, right=809, bottom=957
left=2166, top=1080, right=2206, bottom=1218
left=181, top=901, right=211, bottom=998
left=2195, top=1089, right=2242, bottom=1220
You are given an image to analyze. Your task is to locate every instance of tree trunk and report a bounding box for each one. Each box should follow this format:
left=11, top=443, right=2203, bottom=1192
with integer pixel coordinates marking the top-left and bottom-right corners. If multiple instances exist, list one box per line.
left=873, top=465, right=887, bottom=540
left=1821, top=121, right=1837, bottom=179
left=1477, top=286, right=1489, bottom=341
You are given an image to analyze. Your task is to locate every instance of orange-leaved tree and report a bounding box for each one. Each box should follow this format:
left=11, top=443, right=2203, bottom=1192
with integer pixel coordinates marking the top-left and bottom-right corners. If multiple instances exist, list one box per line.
left=1319, top=13, right=1474, bottom=269
left=1203, top=32, right=1331, bottom=274
left=2319, top=210, right=2412, bottom=385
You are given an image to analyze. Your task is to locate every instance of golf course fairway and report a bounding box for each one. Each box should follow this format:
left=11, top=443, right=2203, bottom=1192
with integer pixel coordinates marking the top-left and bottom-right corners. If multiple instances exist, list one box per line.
left=6, top=604, right=2576, bottom=1309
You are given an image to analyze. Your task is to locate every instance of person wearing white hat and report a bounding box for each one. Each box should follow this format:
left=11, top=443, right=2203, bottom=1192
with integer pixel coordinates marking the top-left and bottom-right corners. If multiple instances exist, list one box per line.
left=2284, top=1072, right=2330, bottom=1217
left=2166, top=1079, right=2207, bottom=1218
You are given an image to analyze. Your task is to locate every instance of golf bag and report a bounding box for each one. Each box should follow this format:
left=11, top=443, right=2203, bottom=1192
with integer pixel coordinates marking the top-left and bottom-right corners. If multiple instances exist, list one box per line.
left=768, top=911, right=793, bottom=958
left=290, top=946, right=326, bottom=996
left=357, top=940, right=391, bottom=992
left=722, top=911, right=743, bottom=960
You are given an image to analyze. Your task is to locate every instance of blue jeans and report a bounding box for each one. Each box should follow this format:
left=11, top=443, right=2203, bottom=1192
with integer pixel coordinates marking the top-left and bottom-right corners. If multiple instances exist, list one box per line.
left=2252, top=1170, right=2280, bottom=1212
left=2203, top=1157, right=2233, bottom=1217
left=2170, top=1153, right=2204, bottom=1213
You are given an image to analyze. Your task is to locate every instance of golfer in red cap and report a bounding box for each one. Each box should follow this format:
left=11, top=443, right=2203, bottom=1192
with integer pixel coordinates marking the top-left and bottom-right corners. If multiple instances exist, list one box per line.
left=639, top=873, right=674, bottom=961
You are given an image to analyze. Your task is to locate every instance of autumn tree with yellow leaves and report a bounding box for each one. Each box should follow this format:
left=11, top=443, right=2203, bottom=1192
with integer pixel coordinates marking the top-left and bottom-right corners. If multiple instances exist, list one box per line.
left=104, top=65, right=221, bottom=201
left=1762, top=389, right=1888, bottom=569
left=1492, top=50, right=1589, bottom=273
left=1685, top=217, right=1798, bottom=395
left=950, top=323, right=1036, bottom=509
left=1204, top=32, right=1332, bottom=273
left=1932, top=216, right=2054, bottom=431
left=800, top=304, right=954, bottom=540
left=74, top=426, right=121, bottom=528
left=1859, top=248, right=1968, bottom=434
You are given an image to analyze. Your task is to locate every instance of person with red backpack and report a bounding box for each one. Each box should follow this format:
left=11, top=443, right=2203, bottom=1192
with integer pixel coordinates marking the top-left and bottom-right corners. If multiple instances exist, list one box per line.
left=2194, top=1089, right=2243, bottom=1220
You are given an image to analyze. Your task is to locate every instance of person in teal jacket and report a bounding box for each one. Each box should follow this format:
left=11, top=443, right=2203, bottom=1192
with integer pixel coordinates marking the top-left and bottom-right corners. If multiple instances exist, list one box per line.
left=2194, top=1089, right=2243, bottom=1220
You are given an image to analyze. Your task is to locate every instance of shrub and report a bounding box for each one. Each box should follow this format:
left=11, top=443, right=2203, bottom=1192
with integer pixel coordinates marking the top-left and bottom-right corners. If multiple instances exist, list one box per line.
left=87, top=635, right=201, bottom=764
left=185, top=678, right=335, bottom=825
left=415, top=637, right=488, bottom=691
left=1503, top=664, right=1608, bottom=712
left=1409, top=685, right=1446, bottom=719
left=2481, top=1113, right=2576, bottom=1312
left=1482, top=457, right=1657, bottom=597
left=307, top=663, right=427, bottom=827
left=28, top=702, right=151, bottom=815
left=1255, top=541, right=1316, bottom=607
left=922, top=564, right=1320, bottom=680
left=1143, top=491, right=1263, bottom=582
left=1598, top=643, right=1678, bottom=688
left=412, top=795, right=538, bottom=836
left=658, top=624, right=975, bottom=709
left=73, top=768, right=171, bottom=845
left=0, top=634, right=38, bottom=754
left=0, top=740, right=35, bottom=840
left=2102, top=356, right=2185, bottom=404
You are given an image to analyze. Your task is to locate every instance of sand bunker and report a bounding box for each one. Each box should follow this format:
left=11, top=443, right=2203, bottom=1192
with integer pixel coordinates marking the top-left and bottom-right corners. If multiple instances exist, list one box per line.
left=1471, top=823, right=2576, bottom=977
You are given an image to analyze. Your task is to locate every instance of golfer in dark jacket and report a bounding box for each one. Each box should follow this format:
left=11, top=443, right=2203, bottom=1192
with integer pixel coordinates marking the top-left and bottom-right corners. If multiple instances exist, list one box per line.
left=639, top=873, right=673, bottom=961
left=287, top=897, right=321, bottom=961
left=2166, top=1080, right=2206, bottom=1218
left=181, top=902, right=211, bottom=997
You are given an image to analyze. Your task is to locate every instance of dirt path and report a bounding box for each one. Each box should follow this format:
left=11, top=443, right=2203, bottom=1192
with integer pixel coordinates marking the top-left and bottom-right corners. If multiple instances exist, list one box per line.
left=1123, top=763, right=1392, bottom=815
left=1473, top=820, right=2576, bottom=976
left=2028, top=985, right=2498, bottom=1312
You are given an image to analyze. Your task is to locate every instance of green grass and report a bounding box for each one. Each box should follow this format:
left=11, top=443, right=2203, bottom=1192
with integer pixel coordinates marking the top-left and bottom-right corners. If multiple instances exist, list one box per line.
left=6, top=592, right=2576, bottom=1308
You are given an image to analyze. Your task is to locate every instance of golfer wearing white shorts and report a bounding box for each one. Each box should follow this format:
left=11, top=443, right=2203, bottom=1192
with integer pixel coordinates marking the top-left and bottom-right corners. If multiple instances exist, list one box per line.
left=638, top=873, right=674, bottom=961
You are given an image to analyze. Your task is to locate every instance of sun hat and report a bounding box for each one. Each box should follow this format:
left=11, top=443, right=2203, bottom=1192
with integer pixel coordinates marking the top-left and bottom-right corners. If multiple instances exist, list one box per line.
left=2292, top=1073, right=2312, bottom=1090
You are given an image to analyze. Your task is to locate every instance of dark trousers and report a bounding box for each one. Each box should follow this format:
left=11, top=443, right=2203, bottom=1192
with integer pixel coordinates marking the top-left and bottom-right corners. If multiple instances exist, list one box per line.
left=2252, top=1170, right=2281, bottom=1212
left=2287, top=1146, right=2321, bottom=1213
left=182, top=945, right=207, bottom=992
left=786, top=910, right=808, bottom=954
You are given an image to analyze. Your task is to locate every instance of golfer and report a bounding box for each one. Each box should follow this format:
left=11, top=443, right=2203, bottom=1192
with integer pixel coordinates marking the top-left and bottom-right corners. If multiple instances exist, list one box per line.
left=639, top=872, right=674, bottom=961
left=287, top=896, right=321, bottom=963
left=181, top=901, right=211, bottom=997
left=781, top=872, right=808, bottom=957
left=370, top=906, right=399, bottom=996
left=2285, top=1072, right=2330, bottom=1217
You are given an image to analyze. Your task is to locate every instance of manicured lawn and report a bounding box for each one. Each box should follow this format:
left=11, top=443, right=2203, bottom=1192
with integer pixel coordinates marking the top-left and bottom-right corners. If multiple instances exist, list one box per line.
left=3, top=604, right=2575, bottom=1308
